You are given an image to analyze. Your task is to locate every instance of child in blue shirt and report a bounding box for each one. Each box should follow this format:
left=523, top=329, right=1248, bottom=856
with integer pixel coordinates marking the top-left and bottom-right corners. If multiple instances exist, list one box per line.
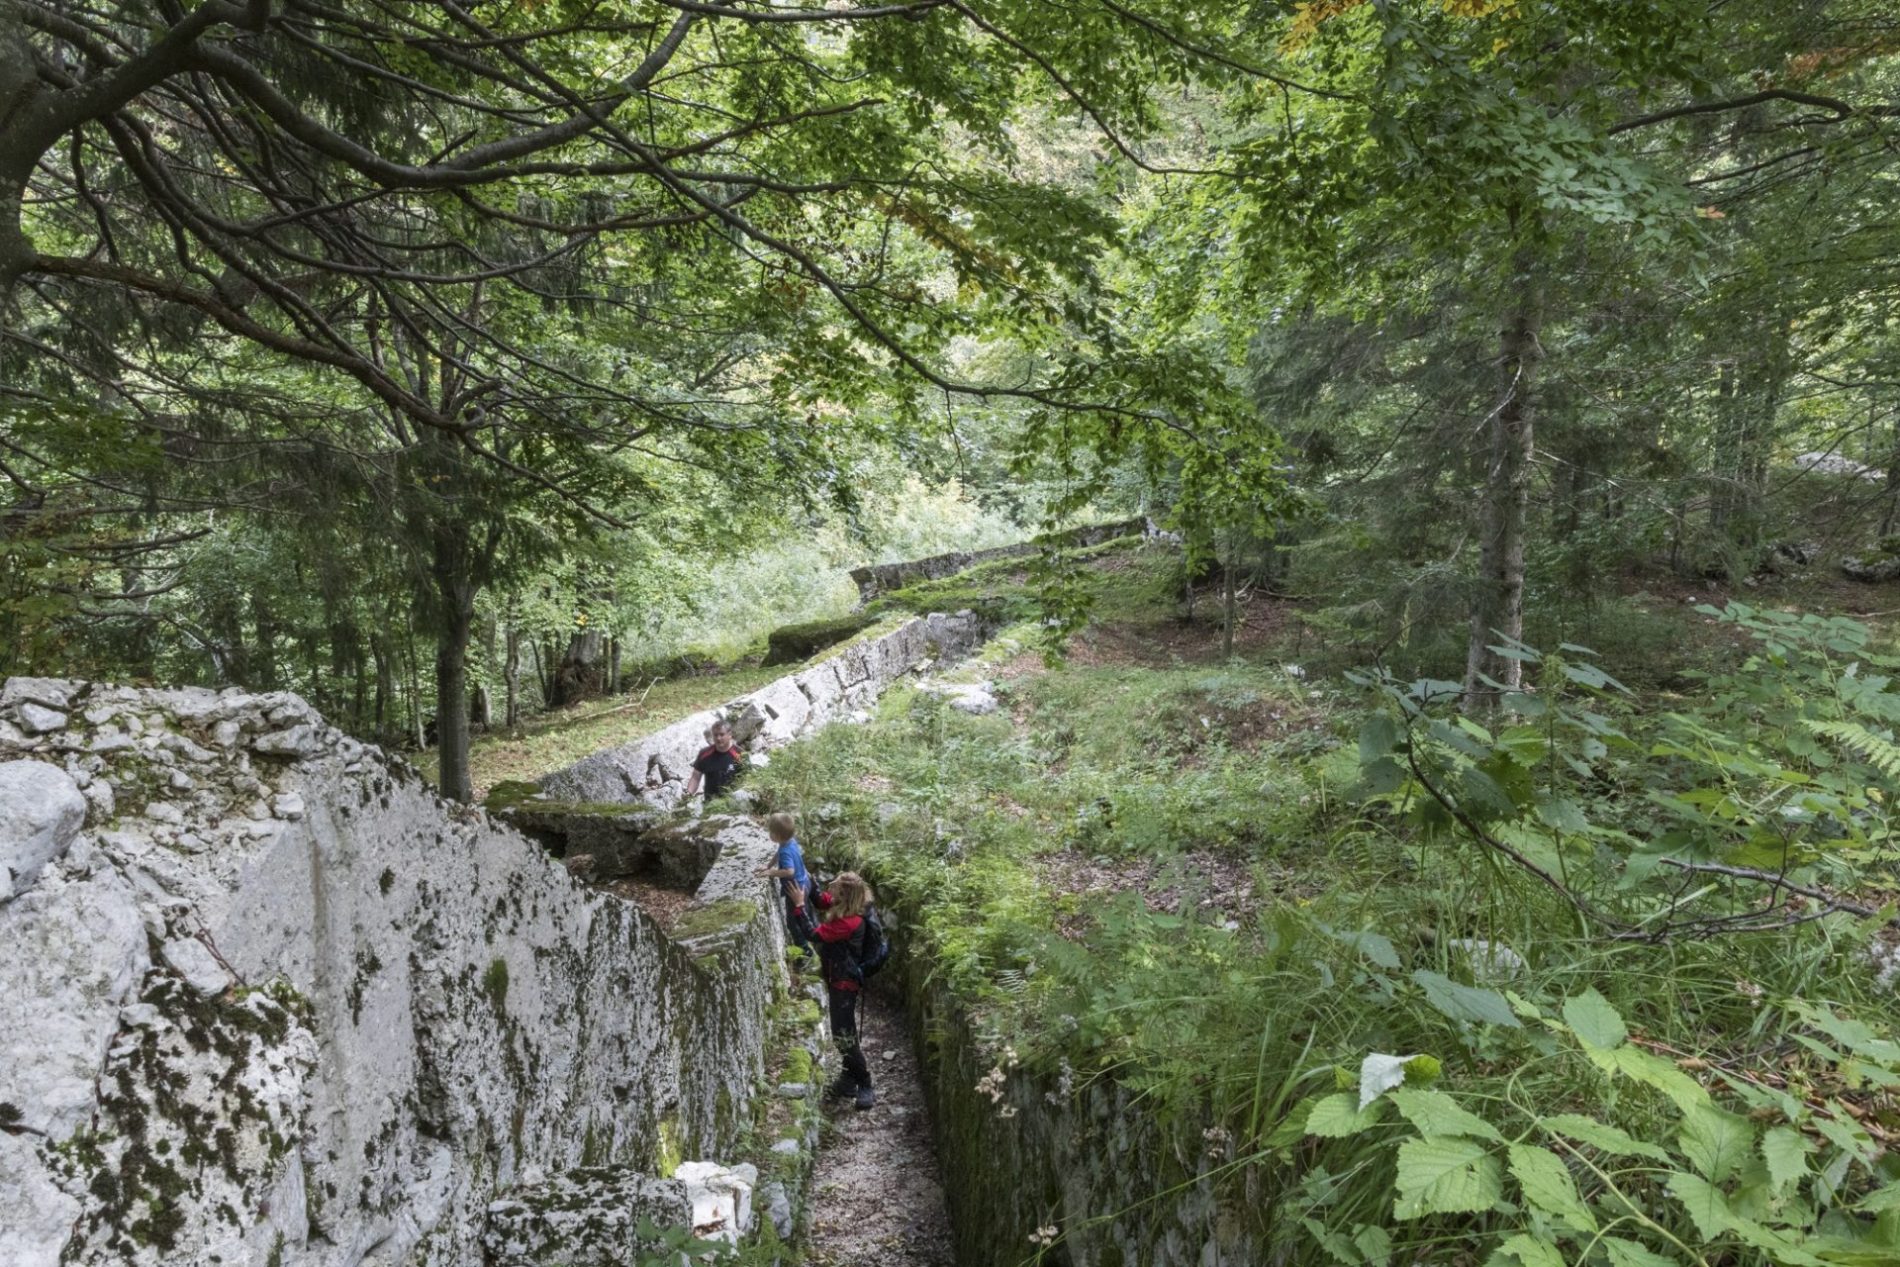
left=757, top=812, right=816, bottom=952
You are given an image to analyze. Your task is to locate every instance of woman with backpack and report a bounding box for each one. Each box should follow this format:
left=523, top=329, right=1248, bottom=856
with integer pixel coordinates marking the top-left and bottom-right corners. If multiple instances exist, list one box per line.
left=814, top=871, right=884, bottom=1111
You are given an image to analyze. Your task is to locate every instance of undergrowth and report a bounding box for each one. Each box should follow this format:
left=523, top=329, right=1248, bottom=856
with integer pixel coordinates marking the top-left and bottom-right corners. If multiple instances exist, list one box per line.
left=747, top=578, right=1900, bottom=1264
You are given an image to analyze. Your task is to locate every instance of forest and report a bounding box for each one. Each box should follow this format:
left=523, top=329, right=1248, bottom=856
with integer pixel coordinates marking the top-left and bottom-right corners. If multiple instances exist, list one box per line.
left=5, top=0, right=1900, bottom=1264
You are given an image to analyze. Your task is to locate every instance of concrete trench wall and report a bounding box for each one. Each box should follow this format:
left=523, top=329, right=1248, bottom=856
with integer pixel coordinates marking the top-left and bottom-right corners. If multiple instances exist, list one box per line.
left=846, top=519, right=1150, bottom=604
left=0, top=677, right=786, bottom=1267
left=855, top=874, right=1273, bottom=1267
left=539, top=609, right=987, bottom=807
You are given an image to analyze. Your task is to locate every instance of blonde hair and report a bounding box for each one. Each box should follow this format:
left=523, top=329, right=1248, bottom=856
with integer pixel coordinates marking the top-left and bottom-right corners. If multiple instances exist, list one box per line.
left=764, top=812, right=797, bottom=842
left=826, top=871, right=872, bottom=920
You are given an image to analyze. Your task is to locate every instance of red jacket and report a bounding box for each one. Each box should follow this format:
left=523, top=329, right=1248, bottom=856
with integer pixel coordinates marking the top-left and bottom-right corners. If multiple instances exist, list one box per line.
left=815, top=915, right=864, bottom=992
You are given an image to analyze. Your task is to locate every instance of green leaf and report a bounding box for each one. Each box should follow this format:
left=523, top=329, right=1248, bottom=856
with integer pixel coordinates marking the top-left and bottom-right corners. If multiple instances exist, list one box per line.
left=1393, top=1136, right=1503, bottom=1219
left=1360, top=713, right=1400, bottom=763
left=1601, top=1235, right=1681, bottom=1267
left=1665, top=1171, right=1733, bottom=1239
left=1761, top=1125, right=1811, bottom=1192
left=1388, top=1088, right=1502, bottom=1141
left=1561, top=988, right=1627, bottom=1050
left=1857, top=1182, right=1900, bottom=1214
left=1539, top=1113, right=1671, bottom=1162
left=1413, top=970, right=1522, bottom=1028
left=1678, top=1103, right=1753, bottom=1183
left=1305, top=1092, right=1386, bottom=1138
left=1352, top=1223, right=1391, bottom=1266
left=1507, top=1142, right=1598, bottom=1232
left=1486, top=1234, right=1566, bottom=1267
left=1302, top=1218, right=1363, bottom=1265
left=1595, top=1044, right=1709, bottom=1113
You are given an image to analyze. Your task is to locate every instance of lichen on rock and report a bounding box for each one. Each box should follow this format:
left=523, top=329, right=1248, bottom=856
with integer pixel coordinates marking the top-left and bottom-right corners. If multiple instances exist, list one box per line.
left=0, top=678, right=788, bottom=1267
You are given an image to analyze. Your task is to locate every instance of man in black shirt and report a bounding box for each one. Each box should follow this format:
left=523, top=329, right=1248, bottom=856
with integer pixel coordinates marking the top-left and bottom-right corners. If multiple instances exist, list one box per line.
left=685, top=721, right=744, bottom=801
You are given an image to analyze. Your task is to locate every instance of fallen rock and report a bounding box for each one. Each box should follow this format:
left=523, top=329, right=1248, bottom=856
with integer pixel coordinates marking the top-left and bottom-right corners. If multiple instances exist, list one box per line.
left=160, top=936, right=235, bottom=996
left=760, top=1178, right=795, bottom=1241
left=251, top=724, right=322, bottom=757
left=1843, top=554, right=1900, bottom=583
left=16, top=703, right=67, bottom=734
left=0, top=760, right=88, bottom=901
left=2, top=677, right=82, bottom=712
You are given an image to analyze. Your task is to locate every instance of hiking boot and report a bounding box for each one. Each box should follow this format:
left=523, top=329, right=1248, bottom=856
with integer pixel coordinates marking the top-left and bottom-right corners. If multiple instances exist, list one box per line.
left=823, top=1075, right=853, bottom=1102
left=854, top=1085, right=877, bottom=1112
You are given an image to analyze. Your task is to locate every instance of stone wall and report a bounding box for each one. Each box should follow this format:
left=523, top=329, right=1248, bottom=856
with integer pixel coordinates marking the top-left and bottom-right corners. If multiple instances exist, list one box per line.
left=539, top=610, right=986, bottom=807
left=846, top=519, right=1149, bottom=604
left=865, top=876, right=1270, bottom=1267
left=0, top=677, right=785, bottom=1267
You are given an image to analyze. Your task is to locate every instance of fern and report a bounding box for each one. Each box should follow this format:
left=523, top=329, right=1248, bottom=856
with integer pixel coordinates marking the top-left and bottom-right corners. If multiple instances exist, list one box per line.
left=1804, top=720, right=1900, bottom=780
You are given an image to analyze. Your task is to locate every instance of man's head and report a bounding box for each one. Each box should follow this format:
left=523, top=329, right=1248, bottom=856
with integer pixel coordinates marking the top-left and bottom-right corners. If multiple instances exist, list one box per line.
left=765, top=812, right=797, bottom=843
left=708, top=721, right=735, bottom=751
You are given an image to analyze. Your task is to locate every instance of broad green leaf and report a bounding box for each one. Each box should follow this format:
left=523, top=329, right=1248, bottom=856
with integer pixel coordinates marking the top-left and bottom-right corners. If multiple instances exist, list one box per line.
left=1507, top=1142, right=1598, bottom=1232
left=1331, top=926, right=1401, bottom=969
left=1593, top=1044, right=1709, bottom=1113
left=1561, top=989, right=1627, bottom=1050
left=1678, top=1103, right=1753, bottom=1183
left=1857, top=1182, right=1900, bottom=1213
left=1811, top=1106, right=1877, bottom=1165
left=1728, top=1218, right=1829, bottom=1266
left=1601, top=1235, right=1680, bottom=1267
left=1352, top=1223, right=1391, bottom=1266
left=1305, top=1092, right=1386, bottom=1138
left=1665, top=1171, right=1733, bottom=1239
left=1761, top=1125, right=1811, bottom=1192
left=1393, top=1136, right=1503, bottom=1219
left=1539, top=1113, right=1671, bottom=1162
left=1359, top=713, right=1399, bottom=763
left=1301, top=1217, right=1362, bottom=1265
left=1413, top=970, right=1521, bottom=1029
left=1486, top=1234, right=1566, bottom=1267
left=1389, top=1087, right=1502, bottom=1141
left=1534, top=795, right=1590, bottom=833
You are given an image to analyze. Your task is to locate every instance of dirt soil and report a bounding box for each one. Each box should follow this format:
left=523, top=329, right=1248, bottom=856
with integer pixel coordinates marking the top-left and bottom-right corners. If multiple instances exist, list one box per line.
left=805, top=985, right=955, bottom=1267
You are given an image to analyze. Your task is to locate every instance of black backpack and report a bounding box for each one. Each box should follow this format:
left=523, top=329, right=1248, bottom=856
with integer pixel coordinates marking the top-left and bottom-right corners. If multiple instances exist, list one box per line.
left=856, top=905, right=891, bottom=979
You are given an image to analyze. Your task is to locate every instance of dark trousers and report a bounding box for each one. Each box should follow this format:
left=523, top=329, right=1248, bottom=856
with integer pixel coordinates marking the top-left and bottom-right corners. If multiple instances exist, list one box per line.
left=827, top=985, right=871, bottom=1089
left=782, top=883, right=816, bottom=952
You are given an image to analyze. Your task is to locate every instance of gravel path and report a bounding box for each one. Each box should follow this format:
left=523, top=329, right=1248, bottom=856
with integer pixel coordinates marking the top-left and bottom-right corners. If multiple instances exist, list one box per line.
left=805, top=984, right=956, bottom=1267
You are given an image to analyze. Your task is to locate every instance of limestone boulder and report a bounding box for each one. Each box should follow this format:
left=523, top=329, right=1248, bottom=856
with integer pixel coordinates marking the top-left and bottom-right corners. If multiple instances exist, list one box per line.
left=0, top=759, right=89, bottom=901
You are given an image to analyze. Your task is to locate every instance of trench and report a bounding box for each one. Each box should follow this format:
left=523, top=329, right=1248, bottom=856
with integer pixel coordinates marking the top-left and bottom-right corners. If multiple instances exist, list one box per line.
left=803, top=982, right=955, bottom=1267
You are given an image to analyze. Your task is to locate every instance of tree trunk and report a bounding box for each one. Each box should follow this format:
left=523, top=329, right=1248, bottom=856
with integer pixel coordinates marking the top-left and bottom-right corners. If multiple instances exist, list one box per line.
left=1883, top=404, right=1900, bottom=539
left=1221, top=555, right=1236, bottom=660
left=549, top=629, right=605, bottom=707
left=405, top=635, right=425, bottom=752
left=1463, top=250, right=1545, bottom=710
left=504, top=624, right=522, bottom=730
left=434, top=614, right=474, bottom=802
left=429, top=526, right=484, bottom=804
left=251, top=595, right=280, bottom=690
left=371, top=635, right=393, bottom=742
left=607, top=636, right=622, bottom=695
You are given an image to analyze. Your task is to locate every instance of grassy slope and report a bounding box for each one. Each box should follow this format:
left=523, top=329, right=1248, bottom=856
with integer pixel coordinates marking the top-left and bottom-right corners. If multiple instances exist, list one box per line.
left=422, top=664, right=785, bottom=799
left=743, top=541, right=1900, bottom=1263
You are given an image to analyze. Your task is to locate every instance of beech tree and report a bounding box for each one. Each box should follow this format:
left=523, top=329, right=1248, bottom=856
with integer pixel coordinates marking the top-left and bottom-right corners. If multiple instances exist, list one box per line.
left=0, top=0, right=1301, bottom=797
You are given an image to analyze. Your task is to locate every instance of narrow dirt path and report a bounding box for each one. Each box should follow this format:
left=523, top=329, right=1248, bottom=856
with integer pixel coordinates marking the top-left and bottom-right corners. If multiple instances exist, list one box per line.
left=805, top=984, right=956, bottom=1266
